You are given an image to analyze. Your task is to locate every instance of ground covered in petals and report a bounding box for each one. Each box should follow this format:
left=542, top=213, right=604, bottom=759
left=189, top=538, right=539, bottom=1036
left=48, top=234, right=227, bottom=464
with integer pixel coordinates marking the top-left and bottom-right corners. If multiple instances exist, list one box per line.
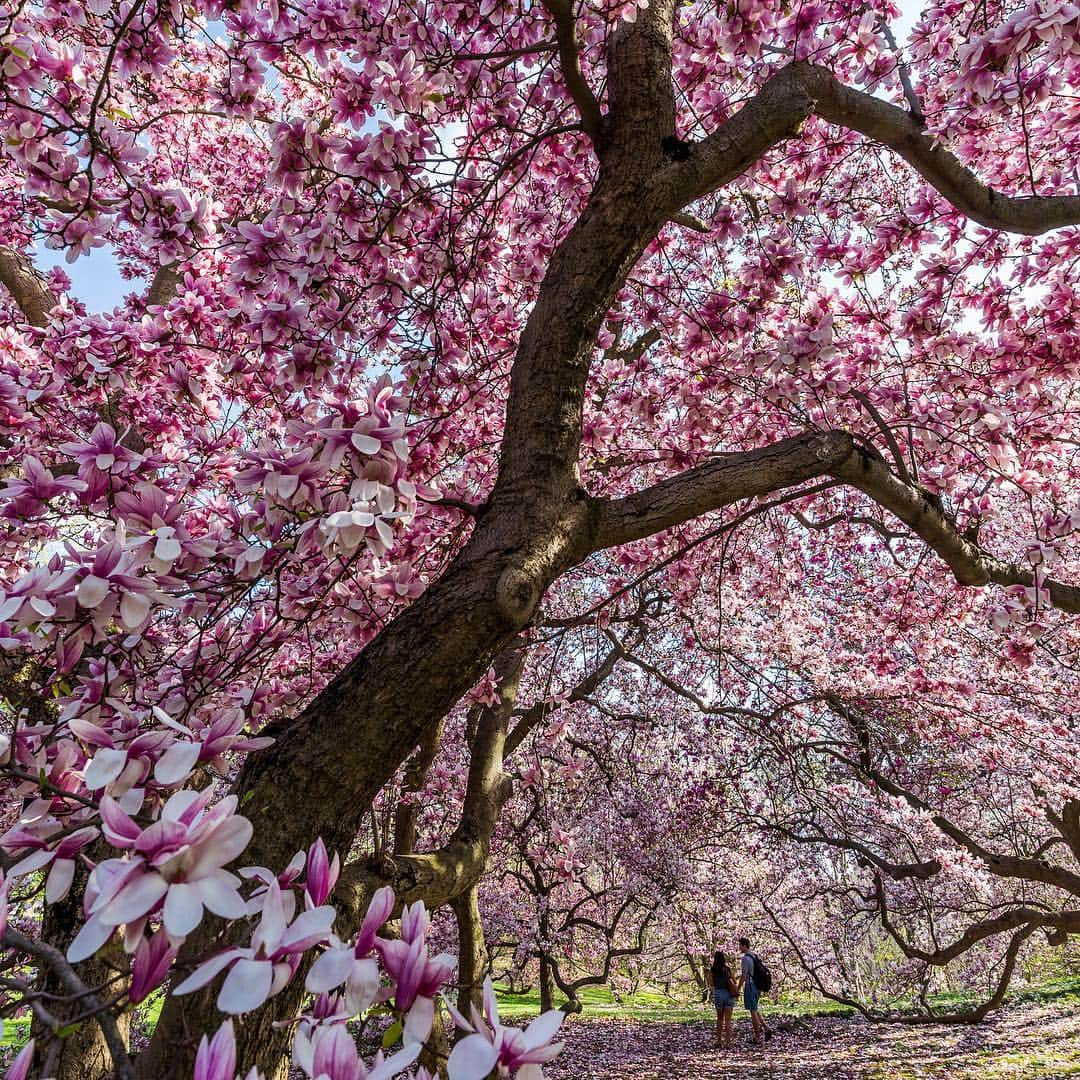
left=543, top=998, right=1080, bottom=1079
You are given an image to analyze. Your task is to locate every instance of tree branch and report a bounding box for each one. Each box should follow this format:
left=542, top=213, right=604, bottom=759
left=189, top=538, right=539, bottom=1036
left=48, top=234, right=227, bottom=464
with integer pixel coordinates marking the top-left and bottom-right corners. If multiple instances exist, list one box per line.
left=145, top=262, right=183, bottom=307
left=541, top=0, right=603, bottom=140
left=0, top=246, right=59, bottom=328
left=832, top=447, right=1080, bottom=611
left=675, top=63, right=1080, bottom=236
left=592, top=430, right=855, bottom=549
left=2, top=926, right=135, bottom=1080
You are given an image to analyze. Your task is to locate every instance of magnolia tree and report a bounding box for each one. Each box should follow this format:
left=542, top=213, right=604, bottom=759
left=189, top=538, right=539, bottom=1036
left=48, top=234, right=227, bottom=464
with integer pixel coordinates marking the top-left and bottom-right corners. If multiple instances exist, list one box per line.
left=598, top=563, right=1080, bottom=1015
left=2, top=0, right=1080, bottom=1074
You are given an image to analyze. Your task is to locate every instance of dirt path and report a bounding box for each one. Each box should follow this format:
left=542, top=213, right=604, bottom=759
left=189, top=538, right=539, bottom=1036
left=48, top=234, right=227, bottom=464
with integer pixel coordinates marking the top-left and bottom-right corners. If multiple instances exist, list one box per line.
left=545, top=1001, right=1080, bottom=1079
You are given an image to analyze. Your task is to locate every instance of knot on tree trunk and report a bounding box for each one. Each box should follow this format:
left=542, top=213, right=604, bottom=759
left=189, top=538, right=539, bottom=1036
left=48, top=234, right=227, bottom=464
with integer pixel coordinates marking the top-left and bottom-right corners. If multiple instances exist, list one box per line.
left=495, top=565, right=542, bottom=627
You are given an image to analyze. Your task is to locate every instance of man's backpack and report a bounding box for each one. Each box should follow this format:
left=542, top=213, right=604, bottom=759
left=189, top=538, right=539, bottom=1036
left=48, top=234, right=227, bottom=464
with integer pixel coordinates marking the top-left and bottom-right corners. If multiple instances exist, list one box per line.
left=751, top=953, right=773, bottom=993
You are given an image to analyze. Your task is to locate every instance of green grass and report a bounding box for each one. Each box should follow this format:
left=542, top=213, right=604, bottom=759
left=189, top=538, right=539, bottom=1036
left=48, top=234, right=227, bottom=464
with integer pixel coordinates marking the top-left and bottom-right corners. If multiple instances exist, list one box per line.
left=2, top=1018, right=30, bottom=1049
left=492, top=975, right=1080, bottom=1023
left=491, top=982, right=857, bottom=1023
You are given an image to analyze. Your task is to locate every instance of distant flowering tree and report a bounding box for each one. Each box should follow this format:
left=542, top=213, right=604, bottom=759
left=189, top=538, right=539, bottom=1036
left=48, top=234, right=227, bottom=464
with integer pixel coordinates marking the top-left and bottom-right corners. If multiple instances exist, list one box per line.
left=2, top=0, right=1080, bottom=1075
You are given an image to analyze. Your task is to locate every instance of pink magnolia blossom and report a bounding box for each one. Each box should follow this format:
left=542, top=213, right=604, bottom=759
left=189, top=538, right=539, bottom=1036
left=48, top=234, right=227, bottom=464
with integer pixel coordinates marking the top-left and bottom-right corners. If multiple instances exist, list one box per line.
left=4, top=1041, right=35, bottom=1080
left=194, top=1021, right=264, bottom=1080
left=67, top=790, right=251, bottom=961
left=173, top=879, right=336, bottom=1013
left=305, top=885, right=393, bottom=1014
left=295, top=1024, right=420, bottom=1080
left=0, top=455, right=86, bottom=516
left=375, top=901, right=456, bottom=1043
left=447, top=978, right=565, bottom=1080
left=129, top=927, right=178, bottom=1004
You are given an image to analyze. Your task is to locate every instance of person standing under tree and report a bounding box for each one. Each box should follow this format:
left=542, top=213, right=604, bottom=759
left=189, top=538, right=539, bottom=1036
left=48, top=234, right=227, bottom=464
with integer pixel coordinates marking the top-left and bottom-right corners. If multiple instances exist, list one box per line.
left=739, top=937, right=773, bottom=1045
left=706, top=950, right=737, bottom=1050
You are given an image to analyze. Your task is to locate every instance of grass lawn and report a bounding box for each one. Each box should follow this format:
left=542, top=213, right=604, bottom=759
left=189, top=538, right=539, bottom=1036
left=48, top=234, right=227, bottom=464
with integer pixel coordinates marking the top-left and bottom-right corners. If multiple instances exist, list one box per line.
left=493, top=975, right=1080, bottom=1023
left=494, top=983, right=861, bottom=1023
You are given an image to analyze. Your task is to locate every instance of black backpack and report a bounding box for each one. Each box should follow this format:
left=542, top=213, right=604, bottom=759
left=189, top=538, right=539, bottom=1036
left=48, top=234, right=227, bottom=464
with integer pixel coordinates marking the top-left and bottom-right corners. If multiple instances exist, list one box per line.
left=751, top=953, right=773, bottom=993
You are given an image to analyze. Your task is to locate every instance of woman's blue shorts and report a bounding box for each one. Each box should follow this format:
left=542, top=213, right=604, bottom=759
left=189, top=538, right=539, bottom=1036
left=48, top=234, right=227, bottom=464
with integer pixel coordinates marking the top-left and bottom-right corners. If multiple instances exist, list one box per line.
left=713, top=988, right=736, bottom=1009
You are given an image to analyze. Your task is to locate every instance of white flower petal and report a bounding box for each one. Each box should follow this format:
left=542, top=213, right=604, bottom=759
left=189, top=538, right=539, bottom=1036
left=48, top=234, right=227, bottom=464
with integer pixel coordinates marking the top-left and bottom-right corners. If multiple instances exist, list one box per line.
left=154, top=741, right=201, bottom=786
left=172, top=949, right=244, bottom=996
left=446, top=1034, right=499, bottom=1080
left=198, top=874, right=249, bottom=921
left=523, top=1008, right=565, bottom=1048
left=154, top=535, right=182, bottom=563
left=46, top=858, right=76, bottom=903
left=84, top=748, right=129, bottom=789
left=76, top=575, right=111, bottom=608
left=218, top=958, right=273, bottom=1014
left=351, top=433, right=382, bottom=455
left=403, top=995, right=435, bottom=1045
left=9, top=848, right=54, bottom=878
left=185, top=815, right=252, bottom=879
left=67, top=916, right=114, bottom=963
left=305, top=946, right=355, bottom=993
left=278, top=905, right=335, bottom=951
left=100, top=871, right=168, bottom=924
left=369, top=1041, right=422, bottom=1080
left=163, top=881, right=204, bottom=937
left=120, top=590, right=152, bottom=629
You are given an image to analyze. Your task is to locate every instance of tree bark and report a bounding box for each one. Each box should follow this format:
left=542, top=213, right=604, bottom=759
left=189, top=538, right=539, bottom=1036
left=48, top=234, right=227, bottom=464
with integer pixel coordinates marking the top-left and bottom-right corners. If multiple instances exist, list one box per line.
left=451, top=886, right=488, bottom=1024
left=538, top=953, right=558, bottom=1015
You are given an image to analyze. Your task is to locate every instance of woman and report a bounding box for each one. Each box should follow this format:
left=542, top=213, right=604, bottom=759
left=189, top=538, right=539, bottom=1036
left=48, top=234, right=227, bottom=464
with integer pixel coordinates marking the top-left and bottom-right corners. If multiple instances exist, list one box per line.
left=706, top=949, right=738, bottom=1050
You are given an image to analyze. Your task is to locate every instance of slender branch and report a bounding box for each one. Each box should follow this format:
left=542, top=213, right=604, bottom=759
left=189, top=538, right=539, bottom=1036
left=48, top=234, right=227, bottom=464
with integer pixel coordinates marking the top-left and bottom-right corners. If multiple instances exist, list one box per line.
left=2, top=926, right=135, bottom=1080
left=669, top=211, right=709, bottom=233
left=848, top=388, right=912, bottom=483
left=504, top=636, right=622, bottom=758
left=877, top=18, right=925, bottom=124
left=540, top=0, right=603, bottom=140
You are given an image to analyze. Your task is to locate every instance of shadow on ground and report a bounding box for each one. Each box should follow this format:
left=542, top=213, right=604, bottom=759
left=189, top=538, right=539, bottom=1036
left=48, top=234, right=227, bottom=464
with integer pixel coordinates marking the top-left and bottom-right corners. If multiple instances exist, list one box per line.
left=545, top=999, right=1080, bottom=1079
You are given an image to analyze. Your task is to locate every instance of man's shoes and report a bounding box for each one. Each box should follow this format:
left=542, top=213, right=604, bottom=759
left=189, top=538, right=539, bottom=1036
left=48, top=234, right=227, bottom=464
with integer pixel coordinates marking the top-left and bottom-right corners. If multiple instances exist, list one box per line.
left=764, top=1030, right=773, bottom=1042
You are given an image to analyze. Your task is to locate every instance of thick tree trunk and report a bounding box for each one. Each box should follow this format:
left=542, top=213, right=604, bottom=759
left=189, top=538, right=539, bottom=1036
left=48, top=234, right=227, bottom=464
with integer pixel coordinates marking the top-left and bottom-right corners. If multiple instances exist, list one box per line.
left=138, top=9, right=689, bottom=1076
left=451, top=886, right=488, bottom=1024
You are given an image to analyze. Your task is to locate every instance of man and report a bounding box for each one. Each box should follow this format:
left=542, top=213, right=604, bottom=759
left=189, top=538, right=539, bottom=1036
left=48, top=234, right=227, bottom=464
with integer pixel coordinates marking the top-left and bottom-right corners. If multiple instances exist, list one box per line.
left=739, top=937, right=773, bottom=1045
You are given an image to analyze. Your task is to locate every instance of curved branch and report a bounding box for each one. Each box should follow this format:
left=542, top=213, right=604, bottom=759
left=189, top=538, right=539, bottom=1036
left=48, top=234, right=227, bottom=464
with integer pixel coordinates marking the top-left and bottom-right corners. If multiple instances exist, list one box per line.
left=676, top=63, right=1080, bottom=235
left=871, top=875, right=1080, bottom=966
left=541, top=0, right=602, bottom=140
left=592, top=430, right=855, bottom=549
left=832, top=447, right=1080, bottom=611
